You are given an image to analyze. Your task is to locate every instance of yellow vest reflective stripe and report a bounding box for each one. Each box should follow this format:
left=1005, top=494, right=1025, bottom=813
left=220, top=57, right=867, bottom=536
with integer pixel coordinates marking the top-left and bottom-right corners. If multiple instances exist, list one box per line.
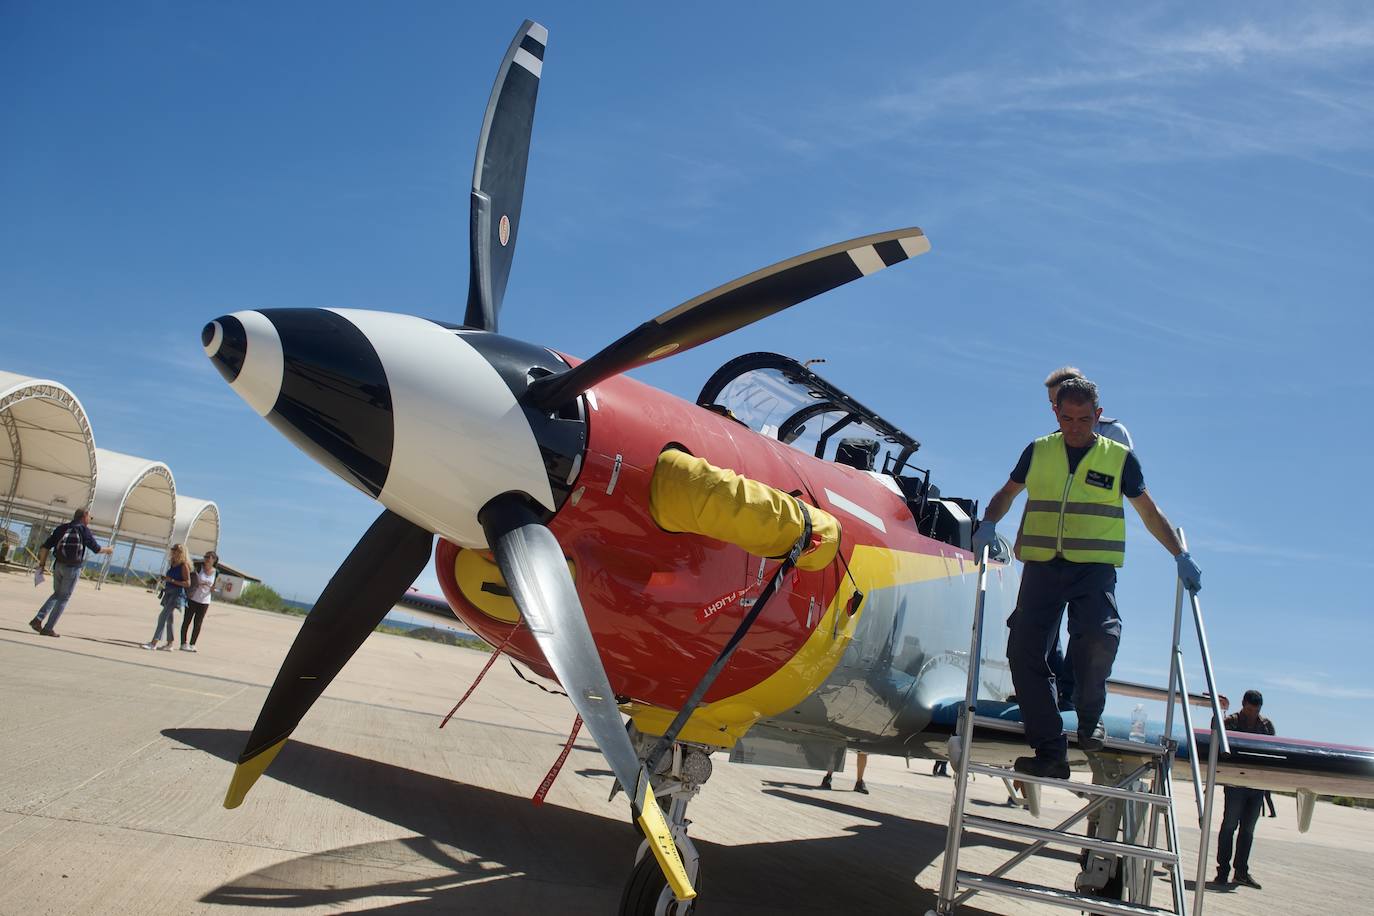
left=1016, top=433, right=1129, bottom=566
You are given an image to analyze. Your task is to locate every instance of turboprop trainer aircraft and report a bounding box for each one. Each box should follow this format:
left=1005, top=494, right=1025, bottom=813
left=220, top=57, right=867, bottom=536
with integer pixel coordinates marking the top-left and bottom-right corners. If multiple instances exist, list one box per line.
left=204, top=19, right=1374, bottom=915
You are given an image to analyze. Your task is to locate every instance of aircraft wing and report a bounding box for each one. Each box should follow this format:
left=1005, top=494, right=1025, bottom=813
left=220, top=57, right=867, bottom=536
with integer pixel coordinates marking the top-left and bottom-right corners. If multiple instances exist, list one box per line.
left=915, top=700, right=1374, bottom=800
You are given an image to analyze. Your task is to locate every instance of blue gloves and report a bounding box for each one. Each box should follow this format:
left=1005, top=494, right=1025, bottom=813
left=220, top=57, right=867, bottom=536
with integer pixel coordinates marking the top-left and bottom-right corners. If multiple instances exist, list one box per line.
left=1175, top=552, right=1202, bottom=594
left=971, top=520, right=998, bottom=562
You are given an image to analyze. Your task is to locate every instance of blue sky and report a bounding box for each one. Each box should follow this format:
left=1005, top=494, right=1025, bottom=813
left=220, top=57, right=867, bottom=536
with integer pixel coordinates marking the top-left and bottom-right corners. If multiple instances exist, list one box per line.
left=3, top=3, right=1372, bottom=744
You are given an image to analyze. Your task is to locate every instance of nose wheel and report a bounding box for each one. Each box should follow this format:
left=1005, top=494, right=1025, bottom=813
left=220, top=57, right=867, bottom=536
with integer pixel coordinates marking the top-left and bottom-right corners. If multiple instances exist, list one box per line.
left=617, top=731, right=711, bottom=916
left=619, top=852, right=701, bottom=916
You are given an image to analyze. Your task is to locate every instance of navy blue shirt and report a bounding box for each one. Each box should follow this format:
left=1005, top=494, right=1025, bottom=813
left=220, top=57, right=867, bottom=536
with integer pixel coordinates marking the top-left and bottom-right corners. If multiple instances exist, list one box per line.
left=1010, top=437, right=1145, bottom=499
left=42, top=522, right=103, bottom=562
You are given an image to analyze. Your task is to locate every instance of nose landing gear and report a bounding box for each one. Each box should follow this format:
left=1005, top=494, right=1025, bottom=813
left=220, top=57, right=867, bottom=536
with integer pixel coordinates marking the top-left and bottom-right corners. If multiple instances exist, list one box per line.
left=617, top=730, right=714, bottom=916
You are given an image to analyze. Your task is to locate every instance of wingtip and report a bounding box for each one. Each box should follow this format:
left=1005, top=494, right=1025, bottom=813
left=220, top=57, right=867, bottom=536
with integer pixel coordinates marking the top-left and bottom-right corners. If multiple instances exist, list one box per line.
left=223, top=737, right=288, bottom=809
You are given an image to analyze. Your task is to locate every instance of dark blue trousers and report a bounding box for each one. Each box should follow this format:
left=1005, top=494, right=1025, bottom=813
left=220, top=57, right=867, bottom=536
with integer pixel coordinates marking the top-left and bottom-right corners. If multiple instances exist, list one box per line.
left=1217, top=787, right=1265, bottom=875
left=1008, top=560, right=1121, bottom=757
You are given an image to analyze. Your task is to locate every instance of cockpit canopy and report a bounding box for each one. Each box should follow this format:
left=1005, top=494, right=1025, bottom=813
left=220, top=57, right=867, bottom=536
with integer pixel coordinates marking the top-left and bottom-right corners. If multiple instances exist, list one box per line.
left=697, top=352, right=977, bottom=552
left=696, top=352, right=920, bottom=474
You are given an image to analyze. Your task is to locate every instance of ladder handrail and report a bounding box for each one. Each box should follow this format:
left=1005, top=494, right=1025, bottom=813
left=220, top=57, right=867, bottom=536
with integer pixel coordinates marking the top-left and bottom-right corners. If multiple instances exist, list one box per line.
left=936, top=548, right=990, bottom=907
left=1159, top=527, right=1226, bottom=916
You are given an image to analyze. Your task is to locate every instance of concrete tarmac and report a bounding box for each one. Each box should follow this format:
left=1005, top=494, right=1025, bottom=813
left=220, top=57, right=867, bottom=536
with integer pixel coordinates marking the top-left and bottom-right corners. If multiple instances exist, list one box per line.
left=1, top=570, right=1370, bottom=915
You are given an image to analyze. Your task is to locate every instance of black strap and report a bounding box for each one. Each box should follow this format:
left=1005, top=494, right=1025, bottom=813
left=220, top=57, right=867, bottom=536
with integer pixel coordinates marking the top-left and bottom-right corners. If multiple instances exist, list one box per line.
left=643, top=499, right=813, bottom=775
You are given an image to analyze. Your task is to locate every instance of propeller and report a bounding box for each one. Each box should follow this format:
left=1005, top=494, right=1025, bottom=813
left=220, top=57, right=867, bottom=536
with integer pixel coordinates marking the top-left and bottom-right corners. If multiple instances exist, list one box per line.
left=522, top=227, right=930, bottom=411
left=224, top=509, right=434, bottom=808
left=479, top=493, right=696, bottom=902
left=464, top=19, right=548, bottom=333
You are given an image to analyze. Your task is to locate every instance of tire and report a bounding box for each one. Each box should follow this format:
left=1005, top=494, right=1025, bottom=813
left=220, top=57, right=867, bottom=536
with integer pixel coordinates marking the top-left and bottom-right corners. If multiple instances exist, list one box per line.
left=618, top=852, right=699, bottom=916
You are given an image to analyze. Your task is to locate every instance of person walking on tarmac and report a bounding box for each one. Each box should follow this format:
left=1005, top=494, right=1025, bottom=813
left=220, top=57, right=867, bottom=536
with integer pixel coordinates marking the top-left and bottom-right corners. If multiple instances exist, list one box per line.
left=29, top=508, right=115, bottom=637
left=1215, top=689, right=1275, bottom=889
left=971, top=377, right=1202, bottom=779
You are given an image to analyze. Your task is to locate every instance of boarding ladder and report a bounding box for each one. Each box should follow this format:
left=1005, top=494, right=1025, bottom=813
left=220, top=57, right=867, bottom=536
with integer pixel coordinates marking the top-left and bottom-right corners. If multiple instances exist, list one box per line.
left=927, top=529, right=1230, bottom=916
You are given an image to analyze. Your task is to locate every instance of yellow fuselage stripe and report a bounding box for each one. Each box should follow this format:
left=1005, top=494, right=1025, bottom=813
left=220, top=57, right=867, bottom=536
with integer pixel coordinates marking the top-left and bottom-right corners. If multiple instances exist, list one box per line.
left=627, top=545, right=963, bottom=747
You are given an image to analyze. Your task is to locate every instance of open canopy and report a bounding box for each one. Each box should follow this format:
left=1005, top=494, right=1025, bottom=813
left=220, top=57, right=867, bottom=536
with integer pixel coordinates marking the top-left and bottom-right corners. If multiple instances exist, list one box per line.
left=696, top=352, right=922, bottom=474
left=172, top=496, right=220, bottom=558
left=0, top=370, right=98, bottom=521
left=91, top=447, right=176, bottom=545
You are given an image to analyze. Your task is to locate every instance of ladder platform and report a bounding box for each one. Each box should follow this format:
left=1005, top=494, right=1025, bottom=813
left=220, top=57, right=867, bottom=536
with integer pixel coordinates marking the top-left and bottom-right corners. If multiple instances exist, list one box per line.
left=967, top=763, right=1171, bottom=806
left=962, top=814, right=1181, bottom=865
left=955, top=871, right=1178, bottom=916
left=972, top=714, right=1171, bottom=757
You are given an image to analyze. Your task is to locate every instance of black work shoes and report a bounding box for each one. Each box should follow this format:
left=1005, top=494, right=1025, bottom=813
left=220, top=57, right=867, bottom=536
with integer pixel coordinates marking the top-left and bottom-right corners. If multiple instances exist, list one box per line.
left=1014, top=755, right=1070, bottom=780
left=1234, top=873, right=1262, bottom=889
left=1078, top=720, right=1107, bottom=752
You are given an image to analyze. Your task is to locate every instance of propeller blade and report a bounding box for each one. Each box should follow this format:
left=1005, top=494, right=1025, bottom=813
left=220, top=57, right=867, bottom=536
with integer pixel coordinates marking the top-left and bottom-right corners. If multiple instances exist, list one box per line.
left=523, top=227, right=930, bottom=410
left=464, top=19, right=548, bottom=332
left=480, top=494, right=696, bottom=902
left=224, top=509, right=434, bottom=807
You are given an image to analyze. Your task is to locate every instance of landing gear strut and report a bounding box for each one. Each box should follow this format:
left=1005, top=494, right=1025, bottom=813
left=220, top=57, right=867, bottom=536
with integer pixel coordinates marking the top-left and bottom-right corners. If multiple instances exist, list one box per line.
left=617, top=728, right=714, bottom=916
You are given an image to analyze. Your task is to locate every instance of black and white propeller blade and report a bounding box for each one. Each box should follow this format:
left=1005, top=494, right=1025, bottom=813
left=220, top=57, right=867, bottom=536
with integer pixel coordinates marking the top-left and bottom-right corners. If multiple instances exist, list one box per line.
left=479, top=494, right=696, bottom=902
left=224, top=510, right=434, bottom=808
left=522, top=227, right=930, bottom=411
left=464, top=19, right=548, bottom=333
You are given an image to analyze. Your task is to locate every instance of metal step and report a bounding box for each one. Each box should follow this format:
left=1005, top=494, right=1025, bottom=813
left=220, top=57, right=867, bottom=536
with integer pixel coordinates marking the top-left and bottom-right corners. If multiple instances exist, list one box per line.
left=968, top=763, right=1170, bottom=806
left=956, top=871, right=1178, bottom=916
left=962, top=814, right=1180, bottom=865
left=972, top=714, right=1170, bottom=757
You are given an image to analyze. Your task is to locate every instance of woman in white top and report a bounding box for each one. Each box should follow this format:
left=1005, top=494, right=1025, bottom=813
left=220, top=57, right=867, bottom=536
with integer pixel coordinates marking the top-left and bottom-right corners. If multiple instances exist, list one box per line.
left=180, top=551, right=219, bottom=652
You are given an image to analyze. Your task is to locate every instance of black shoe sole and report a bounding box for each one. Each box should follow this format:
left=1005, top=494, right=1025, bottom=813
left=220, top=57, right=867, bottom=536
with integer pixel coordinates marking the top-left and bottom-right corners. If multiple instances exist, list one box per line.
left=1013, top=756, right=1070, bottom=779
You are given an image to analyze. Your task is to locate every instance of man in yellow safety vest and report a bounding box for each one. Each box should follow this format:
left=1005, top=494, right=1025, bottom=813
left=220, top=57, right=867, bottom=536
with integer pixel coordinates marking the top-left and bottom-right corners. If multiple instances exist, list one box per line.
left=971, top=377, right=1202, bottom=778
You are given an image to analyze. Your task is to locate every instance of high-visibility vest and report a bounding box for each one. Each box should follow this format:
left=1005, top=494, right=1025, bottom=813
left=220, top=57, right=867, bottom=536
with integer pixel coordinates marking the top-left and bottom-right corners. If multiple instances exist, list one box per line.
left=1015, top=433, right=1129, bottom=566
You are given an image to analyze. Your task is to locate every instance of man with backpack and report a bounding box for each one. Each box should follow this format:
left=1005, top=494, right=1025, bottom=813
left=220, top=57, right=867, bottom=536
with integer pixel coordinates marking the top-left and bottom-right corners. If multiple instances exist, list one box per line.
left=29, top=508, right=114, bottom=637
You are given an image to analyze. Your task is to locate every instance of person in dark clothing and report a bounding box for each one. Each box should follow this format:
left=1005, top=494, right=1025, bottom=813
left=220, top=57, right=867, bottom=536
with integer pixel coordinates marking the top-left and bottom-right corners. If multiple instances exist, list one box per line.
left=971, top=378, right=1202, bottom=778
left=29, top=508, right=114, bottom=636
left=1216, top=689, right=1276, bottom=889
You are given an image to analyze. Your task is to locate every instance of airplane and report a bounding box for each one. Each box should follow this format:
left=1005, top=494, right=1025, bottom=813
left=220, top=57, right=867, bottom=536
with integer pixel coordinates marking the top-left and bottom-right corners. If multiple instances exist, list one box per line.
left=202, top=19, right=1374, bottom=915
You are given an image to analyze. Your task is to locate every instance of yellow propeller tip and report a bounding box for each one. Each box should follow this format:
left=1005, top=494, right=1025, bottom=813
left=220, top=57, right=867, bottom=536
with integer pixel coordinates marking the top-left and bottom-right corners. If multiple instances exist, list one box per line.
left=222, top=737, right=288, bottom=809
left=635, top=783, right=697, bottom=900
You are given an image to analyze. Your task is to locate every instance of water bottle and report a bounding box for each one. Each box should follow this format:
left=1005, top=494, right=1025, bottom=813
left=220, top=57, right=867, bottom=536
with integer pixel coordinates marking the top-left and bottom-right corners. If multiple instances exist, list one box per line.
left=1130, top=703, right=1147, bottom=741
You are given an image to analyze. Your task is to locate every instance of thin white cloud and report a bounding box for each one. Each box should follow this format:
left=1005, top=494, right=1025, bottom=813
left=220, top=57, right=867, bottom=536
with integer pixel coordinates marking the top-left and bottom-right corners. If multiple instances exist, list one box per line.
left=1135, top=19, right=1374, bottom=65
left=753, top=9, right=1374, bottom=168
left=1264, top=674, right=1374, bottom=702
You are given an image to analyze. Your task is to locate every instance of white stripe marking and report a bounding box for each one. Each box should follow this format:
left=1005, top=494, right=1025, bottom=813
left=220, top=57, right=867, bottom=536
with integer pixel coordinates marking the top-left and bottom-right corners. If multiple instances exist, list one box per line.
left=824, top=488, right=887, bottom=533
left=899, top=235, right=931, bottom=258
left=513, top=47, right=543, bottom=78
left=202, top=321, right=223, bottom=357
left=230, top=310, right=283, bottom=418
left=527, top=23, right=548, bottom=45
left=848, top=245, right=885, bottom=276
left=328, top=310, right=555, bottom=547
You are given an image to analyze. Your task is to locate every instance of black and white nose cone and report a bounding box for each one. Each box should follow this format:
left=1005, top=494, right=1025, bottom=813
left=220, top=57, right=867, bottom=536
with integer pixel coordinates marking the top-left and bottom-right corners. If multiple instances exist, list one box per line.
left=203, top=307, right=556, bottom=547
left=204, top=312, right=283, bottom=416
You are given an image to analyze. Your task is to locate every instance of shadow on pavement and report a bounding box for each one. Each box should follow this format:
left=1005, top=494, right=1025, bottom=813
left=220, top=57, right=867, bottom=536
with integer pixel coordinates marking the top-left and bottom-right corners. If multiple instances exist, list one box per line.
left=167, top=727, right=1014, bottom=915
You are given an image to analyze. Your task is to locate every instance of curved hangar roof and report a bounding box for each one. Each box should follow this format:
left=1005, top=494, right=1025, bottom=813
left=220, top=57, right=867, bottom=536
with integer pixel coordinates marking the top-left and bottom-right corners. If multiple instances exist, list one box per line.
left=91, top=447, right=176, bottom=544
left=0, top=370, right=99, bottom=517
left=172, top=496, right=220, bottom=557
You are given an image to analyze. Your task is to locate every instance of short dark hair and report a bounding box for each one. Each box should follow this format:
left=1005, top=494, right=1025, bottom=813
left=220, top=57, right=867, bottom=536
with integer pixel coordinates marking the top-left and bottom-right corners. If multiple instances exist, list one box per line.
left=1243, top=689, right=1263, bottom=707
left=1054, top=376, right=1099, bottom=409
left=71, top=508, right=89, bottom=523
left=1044, top=365, right=1083, bottom=389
